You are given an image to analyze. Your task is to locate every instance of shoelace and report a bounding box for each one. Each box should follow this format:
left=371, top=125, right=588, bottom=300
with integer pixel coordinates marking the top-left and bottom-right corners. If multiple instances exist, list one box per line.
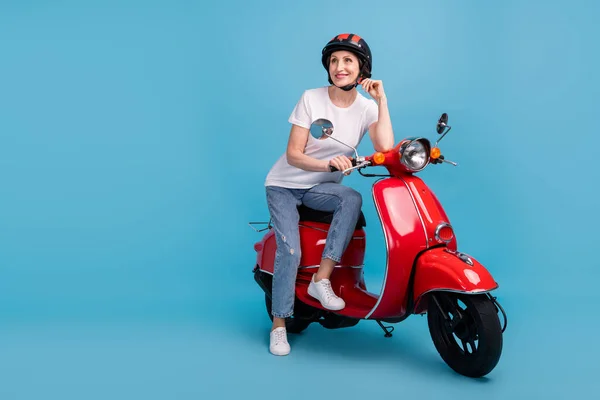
left=320, top=280, right=336, bottom=301
left=273, top=329, right=287, bottom=345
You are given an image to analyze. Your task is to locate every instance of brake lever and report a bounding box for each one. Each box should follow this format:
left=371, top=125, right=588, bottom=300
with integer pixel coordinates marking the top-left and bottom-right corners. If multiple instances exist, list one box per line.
left=342, top=161, right=371, bottom=174
left=431, top=155, right=458, bottom=166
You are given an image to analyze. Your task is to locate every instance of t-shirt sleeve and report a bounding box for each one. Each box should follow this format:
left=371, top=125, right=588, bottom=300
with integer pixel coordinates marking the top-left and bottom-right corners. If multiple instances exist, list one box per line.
left=288, top=90, right=312, bottom=129
left=363, top=100, right=379, bottom=133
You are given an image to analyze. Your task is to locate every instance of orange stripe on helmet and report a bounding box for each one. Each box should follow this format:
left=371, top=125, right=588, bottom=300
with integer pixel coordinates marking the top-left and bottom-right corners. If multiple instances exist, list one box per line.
left=351, top=34, right=362, bottom=43
left=336, top=33, right=350, bottom=40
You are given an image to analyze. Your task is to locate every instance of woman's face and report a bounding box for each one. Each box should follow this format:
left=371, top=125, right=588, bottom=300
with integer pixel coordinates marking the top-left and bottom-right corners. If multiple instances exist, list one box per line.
left=328, top=50, right=360, bottom=87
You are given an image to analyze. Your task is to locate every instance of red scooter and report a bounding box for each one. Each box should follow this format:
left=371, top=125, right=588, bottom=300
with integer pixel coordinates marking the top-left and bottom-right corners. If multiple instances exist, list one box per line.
left=250, top=114, right=507, bottom=378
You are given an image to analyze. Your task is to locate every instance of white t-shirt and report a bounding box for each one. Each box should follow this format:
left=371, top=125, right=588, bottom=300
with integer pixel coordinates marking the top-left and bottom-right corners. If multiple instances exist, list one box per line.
left=265, top=86, right=379, bottom=189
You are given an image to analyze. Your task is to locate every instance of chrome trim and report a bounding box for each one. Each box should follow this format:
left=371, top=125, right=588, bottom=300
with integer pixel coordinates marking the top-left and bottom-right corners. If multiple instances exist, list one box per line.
left=259, top=264, right=364, bottom=276
left=298, top=224, right=365, bottom=237
left=299, top=265, right=364, bottom=269
left=435, top=222, right=454, bottom=243
left=298, top=223, right=329, bottom=233
left=444, top=248, right=474, bottom=266
left=248, top=221, right=272, bottom=232
left=416, top=286, right=499, bottom=301
left=459, top=253, right=474, bottom=266
left=257, top=268, right=273, bottom=276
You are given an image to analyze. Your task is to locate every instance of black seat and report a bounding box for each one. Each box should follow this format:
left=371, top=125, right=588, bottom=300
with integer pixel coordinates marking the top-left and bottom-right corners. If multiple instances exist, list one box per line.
left=297, top=205, right=366, bottom=229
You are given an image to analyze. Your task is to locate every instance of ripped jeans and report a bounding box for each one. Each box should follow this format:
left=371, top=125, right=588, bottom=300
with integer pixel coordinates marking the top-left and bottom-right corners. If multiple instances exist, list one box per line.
left=265, top=183, right=362, bottom=318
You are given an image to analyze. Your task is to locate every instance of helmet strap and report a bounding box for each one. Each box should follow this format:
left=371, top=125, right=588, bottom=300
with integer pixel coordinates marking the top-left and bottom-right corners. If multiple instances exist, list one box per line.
left=337, top=82, right=357, bottom=91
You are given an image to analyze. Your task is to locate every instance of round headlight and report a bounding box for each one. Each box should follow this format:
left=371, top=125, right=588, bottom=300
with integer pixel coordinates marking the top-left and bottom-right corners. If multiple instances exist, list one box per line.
left=401, top=140, right=429, bottom=171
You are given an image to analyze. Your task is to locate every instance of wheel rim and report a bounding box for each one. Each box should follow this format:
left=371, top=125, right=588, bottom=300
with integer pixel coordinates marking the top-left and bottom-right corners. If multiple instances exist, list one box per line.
left=437, top=295, right=480, bottom=356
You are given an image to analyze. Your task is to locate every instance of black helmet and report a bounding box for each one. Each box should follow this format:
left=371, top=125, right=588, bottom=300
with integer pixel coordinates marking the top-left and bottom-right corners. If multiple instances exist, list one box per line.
left=321, top=33, right=372, bottom=90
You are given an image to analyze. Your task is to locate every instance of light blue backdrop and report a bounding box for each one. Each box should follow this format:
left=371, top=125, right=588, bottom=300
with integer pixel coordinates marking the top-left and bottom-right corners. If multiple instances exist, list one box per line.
left=1, top=0, right=598, bottom=399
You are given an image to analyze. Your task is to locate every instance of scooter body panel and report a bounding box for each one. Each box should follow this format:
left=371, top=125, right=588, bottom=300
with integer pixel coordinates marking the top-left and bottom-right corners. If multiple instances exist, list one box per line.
left=400, top=175, right=458, bottom=251
left=254, top=221, right=366, bottom=274
left=412, top=247, right=499, bottom=314
left=254, top=221, right=375, bottom=318
left=366, top=175, right=459, bottom=319
left=253, top=175, right=495, bottom=321
left=365, top=177, right=428, bottom=319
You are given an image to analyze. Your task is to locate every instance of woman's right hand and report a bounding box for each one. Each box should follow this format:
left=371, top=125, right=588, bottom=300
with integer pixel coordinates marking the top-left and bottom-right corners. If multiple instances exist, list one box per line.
left=328, top=156, right=354, bottom=175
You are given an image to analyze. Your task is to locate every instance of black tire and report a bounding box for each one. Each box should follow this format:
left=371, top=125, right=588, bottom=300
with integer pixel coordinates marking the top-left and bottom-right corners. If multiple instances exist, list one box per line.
left=265, top=294, right=312, bottom=334
left=427, top=292, right=503, bottom=378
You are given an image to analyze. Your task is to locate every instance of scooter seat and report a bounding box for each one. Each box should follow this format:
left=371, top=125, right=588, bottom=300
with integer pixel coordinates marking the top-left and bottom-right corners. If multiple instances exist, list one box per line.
left=297, top=205, right=366, bottom=229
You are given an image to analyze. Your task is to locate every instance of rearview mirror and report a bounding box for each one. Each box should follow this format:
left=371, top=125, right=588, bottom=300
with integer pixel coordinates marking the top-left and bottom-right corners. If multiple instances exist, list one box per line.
left=436, top=113, right=449, bottom=134
left=310, top=118, right=334, bottom=140
left=309, top=118, right=359, bottom=159
left=434, top=113, right=452, bottom=147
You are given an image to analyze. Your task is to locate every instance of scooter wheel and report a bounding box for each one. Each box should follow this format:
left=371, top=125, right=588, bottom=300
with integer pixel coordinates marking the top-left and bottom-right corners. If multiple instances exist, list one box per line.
left=265, top=294, right=312, bottom=334
left=427, top=292, right=503, bottom=378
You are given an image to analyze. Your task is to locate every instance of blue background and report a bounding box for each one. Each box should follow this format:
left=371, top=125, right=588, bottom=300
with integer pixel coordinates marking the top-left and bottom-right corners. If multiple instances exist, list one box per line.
left=1, top=0, right=599, bottom=398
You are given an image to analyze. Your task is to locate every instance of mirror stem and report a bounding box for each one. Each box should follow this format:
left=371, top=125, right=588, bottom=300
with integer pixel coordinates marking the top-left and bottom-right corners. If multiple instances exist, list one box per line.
left=326, top=135, right=359, bottom=160
left=434, top=126, right=452, bottom=147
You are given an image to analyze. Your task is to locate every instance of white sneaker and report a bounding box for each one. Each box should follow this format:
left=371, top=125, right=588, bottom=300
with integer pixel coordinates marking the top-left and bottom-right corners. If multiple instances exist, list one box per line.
left=307, top=274, right=345, bottom=310
left=269, top=327, right=290, bottom=356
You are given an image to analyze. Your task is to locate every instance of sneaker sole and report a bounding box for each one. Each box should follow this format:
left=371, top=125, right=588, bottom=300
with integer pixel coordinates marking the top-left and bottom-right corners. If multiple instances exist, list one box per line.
left=270, top=347, right=290, bottom=356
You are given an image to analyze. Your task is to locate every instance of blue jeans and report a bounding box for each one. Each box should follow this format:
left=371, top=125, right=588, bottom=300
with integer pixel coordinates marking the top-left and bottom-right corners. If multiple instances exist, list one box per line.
left=265, top=183, right=363, bottom=318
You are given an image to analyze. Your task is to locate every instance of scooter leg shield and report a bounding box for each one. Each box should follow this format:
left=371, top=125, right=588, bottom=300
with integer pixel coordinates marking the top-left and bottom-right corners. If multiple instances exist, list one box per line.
left=412, top=247, right=499, bottom=314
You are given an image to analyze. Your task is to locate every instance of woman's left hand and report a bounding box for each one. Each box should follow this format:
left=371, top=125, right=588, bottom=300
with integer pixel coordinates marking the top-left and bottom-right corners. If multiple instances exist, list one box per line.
left=360, top=78, right=386, bottom=102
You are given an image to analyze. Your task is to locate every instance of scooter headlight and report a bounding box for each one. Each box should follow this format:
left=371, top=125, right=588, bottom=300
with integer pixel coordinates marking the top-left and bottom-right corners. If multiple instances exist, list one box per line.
left=399, top=139, right=430, bottom=172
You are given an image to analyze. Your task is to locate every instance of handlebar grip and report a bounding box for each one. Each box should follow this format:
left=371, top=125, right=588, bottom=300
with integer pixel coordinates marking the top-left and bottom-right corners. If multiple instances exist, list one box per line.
left=328, top=158, right=357, bottom=172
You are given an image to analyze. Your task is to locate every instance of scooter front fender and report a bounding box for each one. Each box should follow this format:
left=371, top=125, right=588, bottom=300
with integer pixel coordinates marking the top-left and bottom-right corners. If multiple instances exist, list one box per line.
left=412, top=247, right=499, bottom=314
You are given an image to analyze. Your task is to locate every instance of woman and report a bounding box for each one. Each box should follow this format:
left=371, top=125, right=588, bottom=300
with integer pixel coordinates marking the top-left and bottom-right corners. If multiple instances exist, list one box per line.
left=264, top=33, right=395, bottom=356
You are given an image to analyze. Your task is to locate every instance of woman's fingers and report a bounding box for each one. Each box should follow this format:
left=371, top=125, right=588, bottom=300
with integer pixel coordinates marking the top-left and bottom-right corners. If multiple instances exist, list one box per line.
left=329, top=156, right=354, bottom=174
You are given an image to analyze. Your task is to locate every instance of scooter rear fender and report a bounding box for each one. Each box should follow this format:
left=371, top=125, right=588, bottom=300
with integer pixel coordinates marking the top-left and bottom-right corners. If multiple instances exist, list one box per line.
left=412, top=247, right=499, bottom=314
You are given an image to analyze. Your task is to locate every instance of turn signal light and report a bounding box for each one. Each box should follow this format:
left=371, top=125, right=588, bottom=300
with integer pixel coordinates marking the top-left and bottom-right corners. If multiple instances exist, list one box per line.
left=431, top=147, right=441, bottom=159
left=373, top=152, right=385, bottom=164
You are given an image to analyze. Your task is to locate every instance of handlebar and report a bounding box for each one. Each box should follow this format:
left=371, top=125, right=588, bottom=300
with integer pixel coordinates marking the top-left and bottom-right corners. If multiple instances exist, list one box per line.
left=327, top=147, right=456, bottom=174
left=328, top=157, right=358, bottom=172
